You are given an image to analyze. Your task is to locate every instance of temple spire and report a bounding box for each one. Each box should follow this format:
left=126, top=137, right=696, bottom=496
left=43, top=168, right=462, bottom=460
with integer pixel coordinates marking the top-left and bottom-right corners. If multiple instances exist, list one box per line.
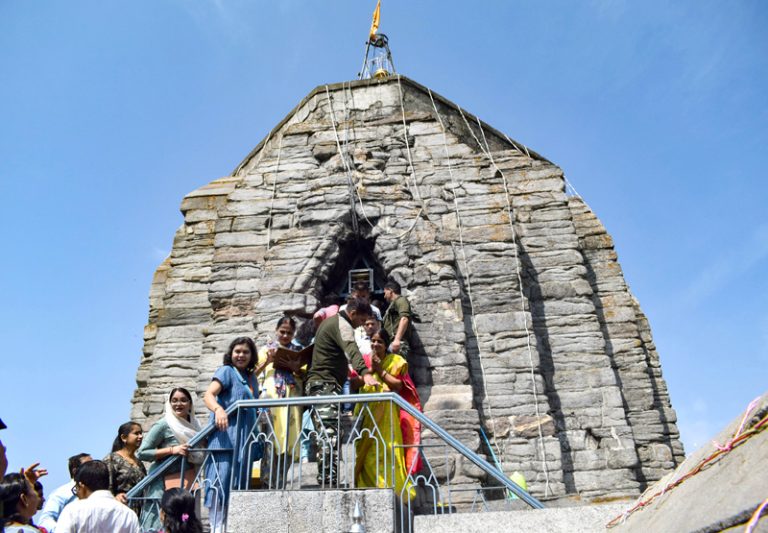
left=358, top=0, right=396, bottom=79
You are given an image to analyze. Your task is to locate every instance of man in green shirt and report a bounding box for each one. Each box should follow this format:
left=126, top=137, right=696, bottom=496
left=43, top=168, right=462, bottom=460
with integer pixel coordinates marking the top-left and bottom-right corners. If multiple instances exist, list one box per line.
left=382, top=280, right=413, bottom=358
left=305, top=298, right=378, bottom=485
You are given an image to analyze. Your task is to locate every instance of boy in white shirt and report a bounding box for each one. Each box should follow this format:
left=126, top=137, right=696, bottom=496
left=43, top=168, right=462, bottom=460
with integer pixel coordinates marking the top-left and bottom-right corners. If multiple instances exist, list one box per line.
left=57, top=460, right=139, bottom=533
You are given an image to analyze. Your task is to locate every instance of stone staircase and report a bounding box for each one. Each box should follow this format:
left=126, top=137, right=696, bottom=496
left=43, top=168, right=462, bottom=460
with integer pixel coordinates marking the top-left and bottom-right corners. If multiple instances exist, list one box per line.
left=228, top=485, right=624, bottom=532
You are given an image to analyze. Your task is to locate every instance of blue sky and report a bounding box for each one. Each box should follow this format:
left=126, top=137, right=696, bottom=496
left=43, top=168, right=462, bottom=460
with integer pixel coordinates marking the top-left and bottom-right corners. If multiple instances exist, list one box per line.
left=1, top=1, right=766, bottom=493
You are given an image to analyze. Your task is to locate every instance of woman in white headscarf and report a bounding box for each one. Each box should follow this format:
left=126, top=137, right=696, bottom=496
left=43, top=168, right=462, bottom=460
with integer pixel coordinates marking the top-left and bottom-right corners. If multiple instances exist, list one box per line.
left=137, top=387, right=203, bottom=532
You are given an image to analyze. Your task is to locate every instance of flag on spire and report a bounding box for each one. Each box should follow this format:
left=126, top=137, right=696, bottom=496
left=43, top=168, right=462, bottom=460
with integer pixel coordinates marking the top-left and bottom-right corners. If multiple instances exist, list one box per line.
left=369, top=0, right=381, bottom=41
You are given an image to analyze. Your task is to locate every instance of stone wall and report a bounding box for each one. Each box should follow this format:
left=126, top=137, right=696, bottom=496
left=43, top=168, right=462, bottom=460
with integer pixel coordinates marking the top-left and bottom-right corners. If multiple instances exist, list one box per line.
left=131, top=76, right=683, bottom=501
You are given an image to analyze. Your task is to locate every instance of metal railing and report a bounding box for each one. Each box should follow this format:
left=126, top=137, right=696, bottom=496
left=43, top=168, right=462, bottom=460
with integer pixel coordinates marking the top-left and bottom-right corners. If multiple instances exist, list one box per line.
left=128, top=393, right=543, bottom=532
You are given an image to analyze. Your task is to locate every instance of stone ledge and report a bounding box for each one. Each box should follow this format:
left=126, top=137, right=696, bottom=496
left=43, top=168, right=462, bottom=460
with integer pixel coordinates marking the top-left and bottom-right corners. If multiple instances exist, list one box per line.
left=414, top=503, right=625, bottom=532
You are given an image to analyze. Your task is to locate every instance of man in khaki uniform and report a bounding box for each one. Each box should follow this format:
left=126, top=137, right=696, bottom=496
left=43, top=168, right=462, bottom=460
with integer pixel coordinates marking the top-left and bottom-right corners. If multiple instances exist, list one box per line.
left=382, top=280, right=413, bottom=358
left=305, top=298, right=378, bottom=485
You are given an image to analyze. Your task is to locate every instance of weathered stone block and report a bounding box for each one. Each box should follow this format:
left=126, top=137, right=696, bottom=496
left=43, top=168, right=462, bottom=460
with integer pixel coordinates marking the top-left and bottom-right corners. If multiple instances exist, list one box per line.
left=512, top=414, right=556, bottom=438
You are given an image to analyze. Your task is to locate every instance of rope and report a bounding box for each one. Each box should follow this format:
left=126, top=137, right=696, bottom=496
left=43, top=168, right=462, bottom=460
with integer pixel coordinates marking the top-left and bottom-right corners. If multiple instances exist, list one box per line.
left=499, top=132, right=587, bottom=206
left=340, top=80, right=354, bottom=172
left=234, top=127, right=273, bottom=177
left=746, top=497, right=768, bottom=533
left=426, top=88, right=505, bottom=468
left=246, top=82, right=428, bottom=243
left=563, top=176, right=584, bottom=199
left=502, top=134, right=530, bottom=160
left=265, top=134, right=284, bottom=252
left=396, top=74, right=423, bottom=203
left=606, top=397, right=768, bottom=528
left=714, top=396, right=760, bottom=452
left=455, top=104, right=551, bottom=496
left=339, top=81, right=374, bottom=231
left=392, top=207, right=424, bottom=239
left=324, top=85, right=360, bottom=235
left=324, top=83, right=424, bottom=241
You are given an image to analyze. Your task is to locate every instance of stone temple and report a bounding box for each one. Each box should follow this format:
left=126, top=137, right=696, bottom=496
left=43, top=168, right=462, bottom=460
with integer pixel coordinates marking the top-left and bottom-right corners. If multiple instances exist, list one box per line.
left=130, top=75, right=684, bottom=502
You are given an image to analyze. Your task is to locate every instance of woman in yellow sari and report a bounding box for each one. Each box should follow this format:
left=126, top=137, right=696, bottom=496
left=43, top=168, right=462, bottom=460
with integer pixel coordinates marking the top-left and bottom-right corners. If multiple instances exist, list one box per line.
left=354, top=329, right=419, bottom=501
left=256, top=316, right=305, bottom=488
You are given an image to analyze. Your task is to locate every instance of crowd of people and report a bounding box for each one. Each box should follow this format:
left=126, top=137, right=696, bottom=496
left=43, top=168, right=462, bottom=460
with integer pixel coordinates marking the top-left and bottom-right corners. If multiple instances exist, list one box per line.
left=0, top=438, right=202, bottom=533
left=0, top=279, right=421, bottom=533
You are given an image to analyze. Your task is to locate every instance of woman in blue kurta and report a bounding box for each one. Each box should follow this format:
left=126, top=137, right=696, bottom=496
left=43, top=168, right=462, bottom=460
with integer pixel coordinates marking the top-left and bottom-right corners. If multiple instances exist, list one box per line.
left=203, top=336, right=261, bottom=533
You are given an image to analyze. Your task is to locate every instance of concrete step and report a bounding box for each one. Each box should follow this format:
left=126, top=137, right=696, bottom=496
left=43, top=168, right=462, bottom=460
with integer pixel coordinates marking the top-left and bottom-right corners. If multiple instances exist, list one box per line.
left=413, top=504, right=626, bottom=532
left=227, top=488, right=395, bottom=533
